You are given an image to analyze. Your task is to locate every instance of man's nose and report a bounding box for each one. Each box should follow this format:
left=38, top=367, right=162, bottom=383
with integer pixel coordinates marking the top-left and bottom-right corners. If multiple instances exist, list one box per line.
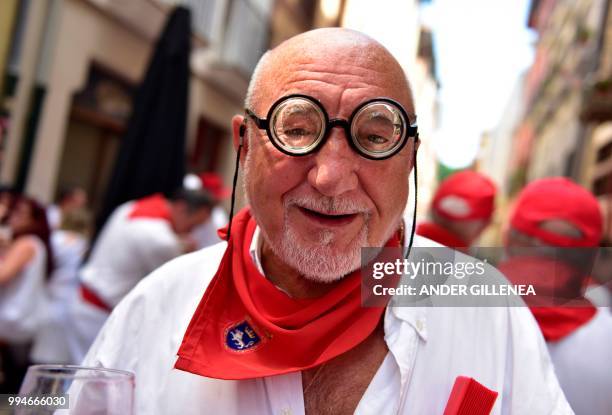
left=307, top=128, right=359, bottom=197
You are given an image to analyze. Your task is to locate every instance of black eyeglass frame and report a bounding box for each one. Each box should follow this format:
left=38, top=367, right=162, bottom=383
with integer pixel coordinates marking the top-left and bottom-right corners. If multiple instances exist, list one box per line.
left=244, top=94, right=419, bottom=160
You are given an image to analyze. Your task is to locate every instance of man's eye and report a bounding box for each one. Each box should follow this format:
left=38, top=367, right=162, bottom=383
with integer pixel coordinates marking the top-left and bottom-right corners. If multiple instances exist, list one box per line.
left=284, top=128, right=310, bottom=137
left=367, top=135, right=388, bottom=144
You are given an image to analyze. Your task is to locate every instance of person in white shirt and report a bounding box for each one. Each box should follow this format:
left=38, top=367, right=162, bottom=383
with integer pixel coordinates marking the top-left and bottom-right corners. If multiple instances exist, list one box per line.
left=499, top=177, right=612, bottom=415
left=46, top=186, right=88, bottom=230
left=84, top=28, right=572, bottom=414
left=184, top=172, right=230, bottom=248
left=68, top=189, right=213, bottom=363
left=0, top=196, right=51, bottom=392
left=31, top=209, right=92, bottom=364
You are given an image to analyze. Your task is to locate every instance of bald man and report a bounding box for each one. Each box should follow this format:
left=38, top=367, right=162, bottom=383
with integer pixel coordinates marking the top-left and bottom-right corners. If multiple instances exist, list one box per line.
left=84, top=29, right=571, bottom=414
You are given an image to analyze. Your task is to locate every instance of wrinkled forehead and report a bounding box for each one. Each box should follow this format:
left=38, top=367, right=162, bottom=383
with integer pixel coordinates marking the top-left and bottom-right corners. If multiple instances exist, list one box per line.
left=255, top=40, right=414, bottom=118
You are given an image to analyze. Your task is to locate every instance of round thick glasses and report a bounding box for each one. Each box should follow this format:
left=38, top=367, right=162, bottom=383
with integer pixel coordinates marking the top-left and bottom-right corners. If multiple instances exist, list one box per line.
left=244, top=94, right=418, bottom=160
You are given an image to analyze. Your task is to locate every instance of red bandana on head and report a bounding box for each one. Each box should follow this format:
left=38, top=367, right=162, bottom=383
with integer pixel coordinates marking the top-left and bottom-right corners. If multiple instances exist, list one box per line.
left=510, top=177, right=603, bottom=247
left=128, top=193, right=171, bottom=221
left=503, top=178, right=602, bottom=341
left=432, top=171, right=496, bottom=221
left=175, top=207, right=401, bottom=380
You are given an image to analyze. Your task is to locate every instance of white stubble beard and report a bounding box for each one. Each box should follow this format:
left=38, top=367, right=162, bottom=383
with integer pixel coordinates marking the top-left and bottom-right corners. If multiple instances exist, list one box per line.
left=242, top=137, right=400, bottom=283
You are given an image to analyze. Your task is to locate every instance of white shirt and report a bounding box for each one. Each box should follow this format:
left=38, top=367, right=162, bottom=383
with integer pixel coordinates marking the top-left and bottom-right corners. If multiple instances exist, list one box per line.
left=83, top=230, right=572, bottom=414
left=31, top=230, right=88, bottom=363
left=546, top=308, right=612, bottom=415
left=80, top=201, right=182, bottom=308
left=46, top=204, right=62, bottom=230
left=0, top=236, right=47, bottom=343
left=66, top=201, right=183, bottom=363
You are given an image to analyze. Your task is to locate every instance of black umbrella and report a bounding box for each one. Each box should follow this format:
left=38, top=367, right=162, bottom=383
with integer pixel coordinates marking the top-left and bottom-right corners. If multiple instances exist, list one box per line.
left=95, top=6, right=191, bottom=236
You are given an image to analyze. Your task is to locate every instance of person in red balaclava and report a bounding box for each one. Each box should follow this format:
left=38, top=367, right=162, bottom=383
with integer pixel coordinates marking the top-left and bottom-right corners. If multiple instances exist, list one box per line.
left=499, top=177, right=611, bottom=415
left=417, top=170, right=496, bottom=248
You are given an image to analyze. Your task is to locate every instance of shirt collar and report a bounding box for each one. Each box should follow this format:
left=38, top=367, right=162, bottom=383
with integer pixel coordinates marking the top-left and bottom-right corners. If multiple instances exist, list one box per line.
left=249, top=226, right=265, bottom=275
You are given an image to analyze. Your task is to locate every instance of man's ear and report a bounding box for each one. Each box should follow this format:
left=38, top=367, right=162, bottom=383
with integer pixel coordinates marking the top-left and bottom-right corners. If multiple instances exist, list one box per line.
left=414, top=134, right=421, bottom=153
left=407, top=136, right=420, bottom=170
left=232, top=115, right=249, bottom=161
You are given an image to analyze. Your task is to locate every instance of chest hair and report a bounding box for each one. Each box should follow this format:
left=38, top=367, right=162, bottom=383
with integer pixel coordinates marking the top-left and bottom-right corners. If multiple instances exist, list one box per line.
left=302, top=324, right=388, bottom=415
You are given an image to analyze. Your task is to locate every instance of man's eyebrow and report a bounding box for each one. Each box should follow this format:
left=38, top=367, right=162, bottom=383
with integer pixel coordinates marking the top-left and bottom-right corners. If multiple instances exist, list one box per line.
left=284, top=104, right=317, bottom=116
left=367, top=111, right=391, bottom=120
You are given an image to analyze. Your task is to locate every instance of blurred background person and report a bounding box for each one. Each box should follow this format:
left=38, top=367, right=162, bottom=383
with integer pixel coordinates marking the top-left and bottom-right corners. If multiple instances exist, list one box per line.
left=498, top=177, right=611, bottom=415
left=184, top=172, right=228, bottom=249
left=0, top=196, right=53, bottom=392
left=0, top=186, right=17, bottom=251
left=0, top=185, right=17, bottom=225
left=30, top=208, right=92, bottom=364
left=416, top=170, right=496, bottom=248
left=66, top=188, right=214, bottom=363
left=46, top=186, right=88, bottom=230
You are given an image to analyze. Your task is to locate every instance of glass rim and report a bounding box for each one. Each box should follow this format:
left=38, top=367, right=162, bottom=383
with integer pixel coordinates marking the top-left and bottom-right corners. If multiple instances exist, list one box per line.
left=245, top=94, right=418, bottom=160
left=26, top=365, right=135, bottom=381
left=270, top=96, right=407, bottom=152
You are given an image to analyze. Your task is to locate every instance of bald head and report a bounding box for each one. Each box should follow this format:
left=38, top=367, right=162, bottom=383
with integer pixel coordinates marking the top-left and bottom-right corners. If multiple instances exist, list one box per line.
left=245, top=28, right=415, bottom=119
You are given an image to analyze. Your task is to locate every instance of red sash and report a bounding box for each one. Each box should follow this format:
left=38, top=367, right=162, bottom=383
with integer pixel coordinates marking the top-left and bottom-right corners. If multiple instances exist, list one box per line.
left=175, top=207, right=400, bottom=379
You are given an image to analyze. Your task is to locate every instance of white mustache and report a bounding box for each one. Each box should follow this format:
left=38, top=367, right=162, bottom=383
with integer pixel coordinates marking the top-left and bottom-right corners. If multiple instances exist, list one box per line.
left=285, top=195, right=371, bottom=216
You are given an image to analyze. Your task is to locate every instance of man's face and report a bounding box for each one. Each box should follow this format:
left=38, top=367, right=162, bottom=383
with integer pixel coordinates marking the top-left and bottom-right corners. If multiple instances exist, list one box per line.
left=242, top=49, right=414, bottom=282
left=172, top=203, right=211, bottom=234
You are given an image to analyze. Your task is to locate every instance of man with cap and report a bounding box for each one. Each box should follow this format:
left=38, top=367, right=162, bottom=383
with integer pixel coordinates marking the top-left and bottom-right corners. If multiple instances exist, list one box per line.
left=417, top=170, right=496, bottom=248
left=184, top=172, right=230, bottom=248
left=67, top=188, right=214, bottom=363
left=83, top=29, right=571, bottom=414
left=498, top=177, right=611, bottom=415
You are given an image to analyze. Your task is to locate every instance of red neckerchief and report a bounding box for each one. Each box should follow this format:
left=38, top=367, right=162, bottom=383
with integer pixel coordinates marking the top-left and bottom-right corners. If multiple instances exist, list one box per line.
left=128, top=194, right=171, bottom=221
left=497, top=256, right=597, bottom=342
left=416, top=221, right=468, bottom=249
left=529, top=305, right=596, bottom=342
left=175, top=207, right=400, bottom=380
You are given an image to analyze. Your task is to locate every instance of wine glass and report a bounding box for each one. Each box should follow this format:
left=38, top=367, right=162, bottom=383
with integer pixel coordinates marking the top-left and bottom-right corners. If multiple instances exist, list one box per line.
left=17, top=365, right=134, bottom=414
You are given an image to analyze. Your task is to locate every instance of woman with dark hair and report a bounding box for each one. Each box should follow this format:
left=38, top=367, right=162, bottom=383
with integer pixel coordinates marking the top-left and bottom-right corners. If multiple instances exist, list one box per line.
left=0, top=196, right=53, bottom=392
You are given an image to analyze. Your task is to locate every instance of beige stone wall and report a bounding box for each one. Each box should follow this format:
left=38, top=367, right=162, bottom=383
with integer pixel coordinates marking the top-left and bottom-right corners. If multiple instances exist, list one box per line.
left=24, top=0, right=242, bottom=204
left=0, top=0, right=19, bottom=97
left=25, top=0, right=151, bottom=202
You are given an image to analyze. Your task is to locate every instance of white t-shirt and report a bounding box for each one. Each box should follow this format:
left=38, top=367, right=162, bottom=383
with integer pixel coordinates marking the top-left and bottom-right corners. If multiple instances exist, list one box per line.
left=46, top=204, right=62, bottom=230
left=80, top=201, right=182, bottom=308
left=83, top=233, right=572, bottom=415
left=547, top=308, right=612, bottom=415
left=66, top=201, right=183, bottom=363
left=31, top=230, right=88, bottom=363
left=0, top=236, right=47, bottom=343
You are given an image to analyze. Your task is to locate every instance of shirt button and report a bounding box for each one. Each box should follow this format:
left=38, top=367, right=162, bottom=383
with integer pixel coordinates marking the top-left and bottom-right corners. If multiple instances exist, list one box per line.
left=416, top=319, right=424, bottom=332
left=280, top=408, right=292, bottom=415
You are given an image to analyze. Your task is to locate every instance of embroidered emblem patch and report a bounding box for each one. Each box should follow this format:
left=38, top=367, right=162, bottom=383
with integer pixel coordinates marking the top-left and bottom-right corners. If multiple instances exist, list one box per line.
left=225, top=321, right=262, bottom=352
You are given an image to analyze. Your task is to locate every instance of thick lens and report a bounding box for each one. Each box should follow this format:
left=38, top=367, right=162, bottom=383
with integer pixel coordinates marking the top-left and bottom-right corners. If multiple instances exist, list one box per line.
left=351, top=102, right=405, bottom=157
left=270, top=98, right=325, bottom=153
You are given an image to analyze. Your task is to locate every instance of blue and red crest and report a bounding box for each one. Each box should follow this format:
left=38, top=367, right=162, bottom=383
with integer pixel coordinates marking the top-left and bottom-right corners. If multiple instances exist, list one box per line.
left=225, top=320, right=262, bottom=352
